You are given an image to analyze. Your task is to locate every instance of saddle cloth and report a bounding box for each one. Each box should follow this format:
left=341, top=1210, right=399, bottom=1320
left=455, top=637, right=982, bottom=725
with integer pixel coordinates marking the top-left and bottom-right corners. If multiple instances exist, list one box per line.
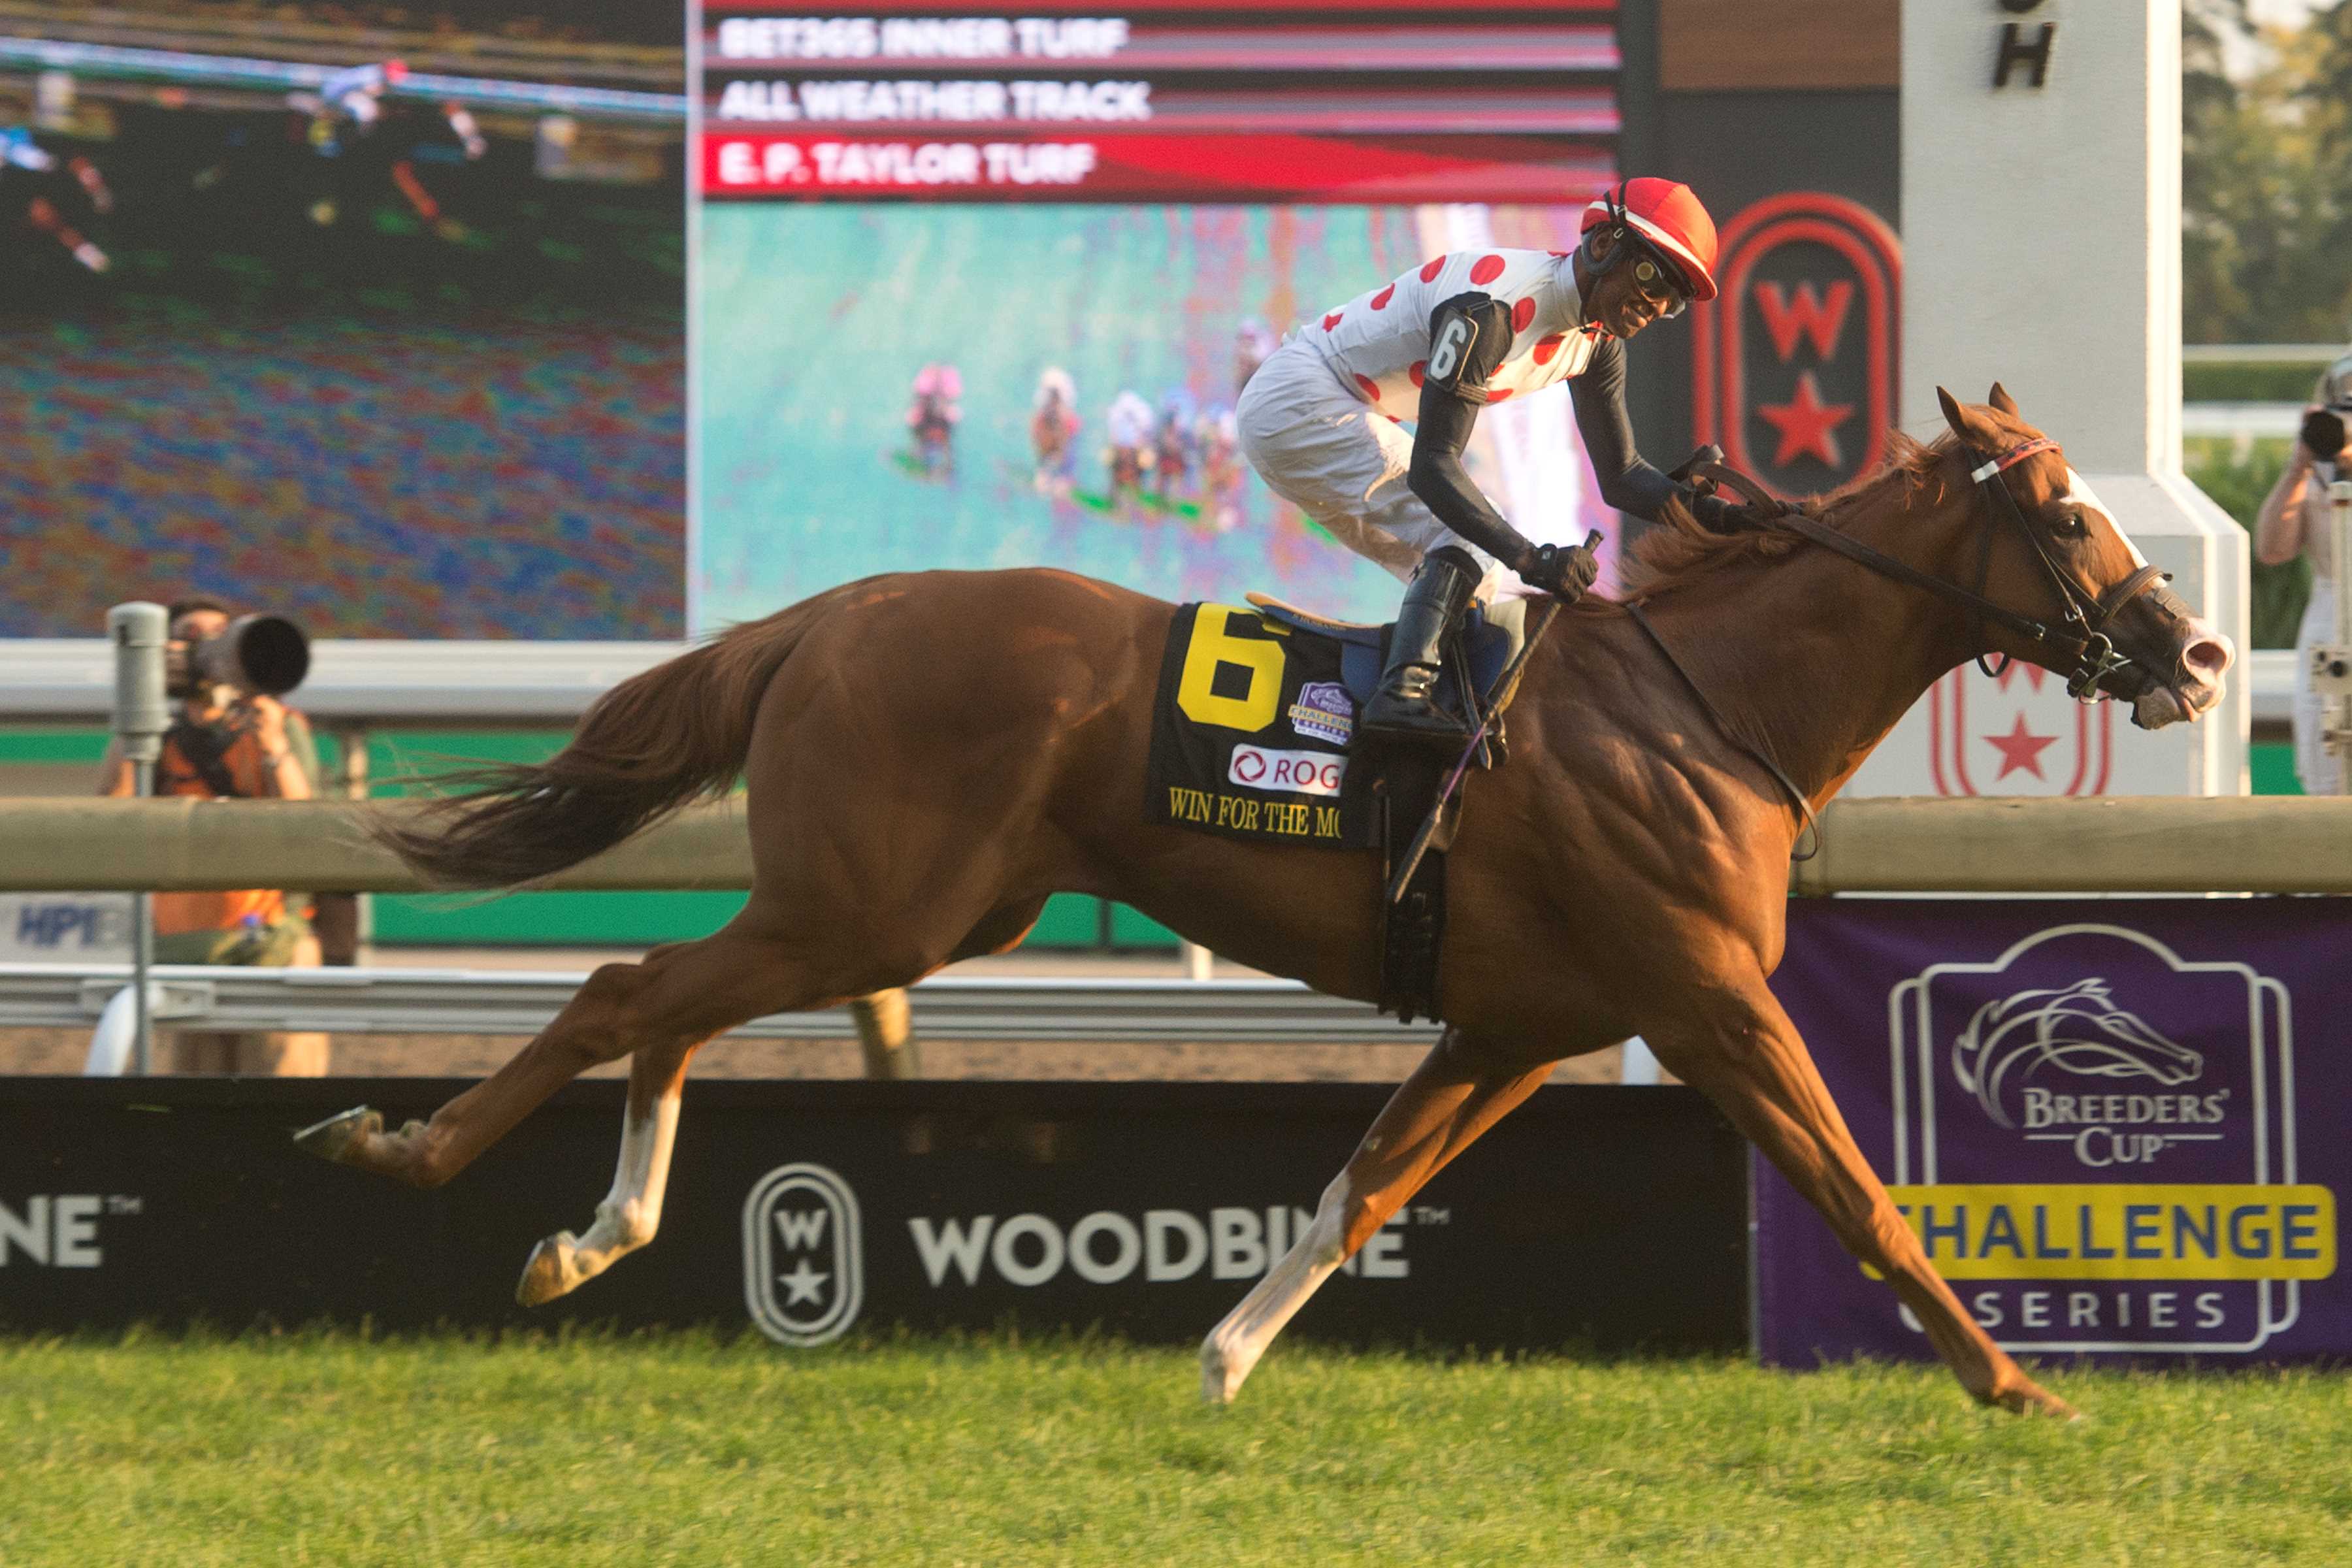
left=1143, top=597, right=1522, bottom=851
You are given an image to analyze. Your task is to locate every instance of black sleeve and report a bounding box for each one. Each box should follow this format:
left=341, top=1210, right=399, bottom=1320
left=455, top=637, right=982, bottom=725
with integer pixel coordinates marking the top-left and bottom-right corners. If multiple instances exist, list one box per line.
left=1405, top=292, right=1535, bottom=567
left=1569, top=335, right=1684, bottom=521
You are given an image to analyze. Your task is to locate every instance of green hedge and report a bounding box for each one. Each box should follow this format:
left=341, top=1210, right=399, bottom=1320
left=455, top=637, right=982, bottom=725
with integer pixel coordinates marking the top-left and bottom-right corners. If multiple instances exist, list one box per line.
left=2182, top=360, right=2333, bottom=403
left=2184, top=435, right=2311, bottom=649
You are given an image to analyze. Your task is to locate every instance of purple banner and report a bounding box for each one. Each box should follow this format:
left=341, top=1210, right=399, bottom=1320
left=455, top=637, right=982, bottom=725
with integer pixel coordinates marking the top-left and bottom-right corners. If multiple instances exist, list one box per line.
left=1760, top=899, right=2349, bottom=1365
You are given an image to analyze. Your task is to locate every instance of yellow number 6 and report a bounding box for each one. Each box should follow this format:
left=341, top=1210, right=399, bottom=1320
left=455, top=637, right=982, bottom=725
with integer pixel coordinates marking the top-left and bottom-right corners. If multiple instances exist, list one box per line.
left=1175, top=604, right=1286, bottom=732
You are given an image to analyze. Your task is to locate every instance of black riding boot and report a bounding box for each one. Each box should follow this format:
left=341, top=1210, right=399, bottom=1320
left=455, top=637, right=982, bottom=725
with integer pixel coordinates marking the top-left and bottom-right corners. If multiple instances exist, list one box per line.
left=1358, top=547, right=1480, bottom=750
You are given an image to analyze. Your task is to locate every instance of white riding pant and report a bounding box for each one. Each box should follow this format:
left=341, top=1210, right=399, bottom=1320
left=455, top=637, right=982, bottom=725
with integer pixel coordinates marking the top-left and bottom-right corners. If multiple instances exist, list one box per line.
left=1237, top=340, right=1501, bottom=589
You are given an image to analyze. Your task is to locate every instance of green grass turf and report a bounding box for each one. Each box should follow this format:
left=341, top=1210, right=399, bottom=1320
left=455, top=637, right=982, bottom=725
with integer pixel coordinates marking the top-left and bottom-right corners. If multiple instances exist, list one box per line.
left=1, top=1331, right=2347, bottom=1566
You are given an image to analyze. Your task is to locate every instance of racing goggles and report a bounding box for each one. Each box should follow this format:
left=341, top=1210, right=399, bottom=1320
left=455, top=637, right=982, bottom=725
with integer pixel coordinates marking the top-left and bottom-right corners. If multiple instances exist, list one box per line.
left=1625, top=248, right=1691, bottom=318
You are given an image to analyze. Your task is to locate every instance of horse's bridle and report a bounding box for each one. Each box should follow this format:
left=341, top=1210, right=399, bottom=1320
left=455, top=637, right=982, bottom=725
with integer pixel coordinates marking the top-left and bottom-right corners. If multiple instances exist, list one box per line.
left=1690, top=440, right=2176, bottom=703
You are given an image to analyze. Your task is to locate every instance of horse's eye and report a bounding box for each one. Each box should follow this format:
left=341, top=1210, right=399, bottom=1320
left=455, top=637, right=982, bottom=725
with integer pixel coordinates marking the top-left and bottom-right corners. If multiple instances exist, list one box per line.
left=2053, top=512, right=2087, bottom=540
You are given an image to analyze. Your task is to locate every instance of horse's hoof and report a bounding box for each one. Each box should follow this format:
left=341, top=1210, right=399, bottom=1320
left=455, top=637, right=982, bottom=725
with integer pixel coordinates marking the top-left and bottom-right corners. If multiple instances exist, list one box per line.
left=516, top=1232, right=581, bottom=1308
left=1199, top=1337, right=1248, bottom=1405
left=1995, top=1379, right=2080, bottom=1420
left=293, top=1106, right=380, bottom=1164
left=2036, top=1392, right=2083, bottom=1422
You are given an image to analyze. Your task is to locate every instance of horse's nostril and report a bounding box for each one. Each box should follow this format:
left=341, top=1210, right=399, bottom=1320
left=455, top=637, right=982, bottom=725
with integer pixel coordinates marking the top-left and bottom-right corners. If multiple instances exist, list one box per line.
left=2185, top=636, right=2232, bottom=676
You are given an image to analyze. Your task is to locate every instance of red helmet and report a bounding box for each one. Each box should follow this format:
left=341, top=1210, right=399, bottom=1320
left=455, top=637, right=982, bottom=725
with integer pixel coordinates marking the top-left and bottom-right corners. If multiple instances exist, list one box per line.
left=1580, top=178, right=1719, bottom=302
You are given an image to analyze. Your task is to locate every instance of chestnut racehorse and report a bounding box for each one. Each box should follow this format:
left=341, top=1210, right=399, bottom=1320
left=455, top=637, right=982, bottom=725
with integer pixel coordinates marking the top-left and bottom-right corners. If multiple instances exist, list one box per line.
left=299, top=387, right=2232, bottom=1418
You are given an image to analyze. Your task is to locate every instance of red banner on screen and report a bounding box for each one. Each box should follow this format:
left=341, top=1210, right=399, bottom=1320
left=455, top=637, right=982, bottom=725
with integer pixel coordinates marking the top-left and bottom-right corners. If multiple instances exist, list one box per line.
left=713, top=0, right=1614, bottom=13
left=701, top=131, right=1612, bottom=203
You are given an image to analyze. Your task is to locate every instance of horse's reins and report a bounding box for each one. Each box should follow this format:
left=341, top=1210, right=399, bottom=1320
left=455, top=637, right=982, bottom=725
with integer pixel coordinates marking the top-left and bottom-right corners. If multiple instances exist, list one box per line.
left=1394, top=433, right=2174, bottom=885
left=1622, top=435, right=2174, bottom=862
left=1688, top=441, right=2171, bottom=701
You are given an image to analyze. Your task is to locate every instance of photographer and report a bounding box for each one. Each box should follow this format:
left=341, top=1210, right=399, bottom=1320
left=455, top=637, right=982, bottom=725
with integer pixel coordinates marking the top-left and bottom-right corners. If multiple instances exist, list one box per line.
left=2255, top=350, right=2352, bottom=796
left=95, top=596, right=330, bottom=1075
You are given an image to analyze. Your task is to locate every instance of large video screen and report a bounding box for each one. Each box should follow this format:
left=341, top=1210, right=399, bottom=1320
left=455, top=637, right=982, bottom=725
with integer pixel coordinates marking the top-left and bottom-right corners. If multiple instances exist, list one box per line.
left=691, top=0, right=1622, bottom=631
left=0, top=1, right=687, bottom=639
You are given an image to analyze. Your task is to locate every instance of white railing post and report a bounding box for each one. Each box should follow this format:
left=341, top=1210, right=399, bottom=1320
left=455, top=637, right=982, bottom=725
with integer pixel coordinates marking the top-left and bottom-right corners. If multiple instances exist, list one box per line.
left=106, top=603, right=169, bottom=1075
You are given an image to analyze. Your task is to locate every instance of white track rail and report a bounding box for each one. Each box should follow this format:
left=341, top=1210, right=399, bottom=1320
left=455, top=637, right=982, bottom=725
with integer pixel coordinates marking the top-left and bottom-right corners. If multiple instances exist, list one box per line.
left=0, top=964, right=1443, bottom=1045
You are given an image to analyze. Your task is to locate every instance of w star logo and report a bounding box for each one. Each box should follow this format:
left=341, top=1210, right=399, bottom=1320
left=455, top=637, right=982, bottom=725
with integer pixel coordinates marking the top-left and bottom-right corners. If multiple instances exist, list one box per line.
left=1927, top=659, right=2114, bottom=796
left=743, top=1163, right=865, bottom=1347
left=1693, top=193, right=1900, bottom=498
left=1752, top=284, right=1853, bottom=468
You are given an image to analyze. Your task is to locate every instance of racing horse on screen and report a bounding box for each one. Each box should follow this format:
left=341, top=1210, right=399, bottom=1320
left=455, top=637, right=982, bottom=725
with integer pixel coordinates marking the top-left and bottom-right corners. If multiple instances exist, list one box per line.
left=299, top=387, right=2231, bottom=1420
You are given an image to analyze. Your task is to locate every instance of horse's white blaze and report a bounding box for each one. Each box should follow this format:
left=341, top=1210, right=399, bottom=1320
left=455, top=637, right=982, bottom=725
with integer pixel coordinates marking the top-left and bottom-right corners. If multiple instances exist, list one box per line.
left=2062, top=466, right=2149, bottom=568
left=2059, top=465, right=2236, bottom=722
left=1200, top=1171, right=1355, bottom=1403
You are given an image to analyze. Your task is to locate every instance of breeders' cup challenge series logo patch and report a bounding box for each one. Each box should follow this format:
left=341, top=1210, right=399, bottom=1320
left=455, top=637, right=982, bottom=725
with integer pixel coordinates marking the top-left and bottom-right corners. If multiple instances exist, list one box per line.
left=1287, top=681, right=1353, bottom=746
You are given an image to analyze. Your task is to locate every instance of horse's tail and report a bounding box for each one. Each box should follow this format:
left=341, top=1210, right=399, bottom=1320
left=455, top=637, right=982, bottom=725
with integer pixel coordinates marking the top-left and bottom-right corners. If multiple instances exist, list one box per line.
left=370, top=600, right=825, bottom=890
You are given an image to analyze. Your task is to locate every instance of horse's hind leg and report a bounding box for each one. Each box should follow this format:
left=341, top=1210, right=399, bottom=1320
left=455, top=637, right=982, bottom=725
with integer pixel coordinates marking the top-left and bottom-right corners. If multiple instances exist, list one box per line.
left=1646, top=979, right=2076, bottom=1419
left=518, top=977, right=923, bottom=1309
left=1201, top=1027, right=1551, bottom=1403
left=296, top=917, right=825, bottom=1192
left=514, top=1030, right=697, bottom=1306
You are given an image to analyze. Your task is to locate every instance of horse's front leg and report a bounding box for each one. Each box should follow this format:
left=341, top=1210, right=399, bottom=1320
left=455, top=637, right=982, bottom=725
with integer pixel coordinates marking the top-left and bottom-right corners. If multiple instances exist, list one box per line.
left=849, top=989, right=919, bottom=1079
left=1201, top=1026, right=1552, bottom=1403
left=1646, top=976, right=2076, bottom=1418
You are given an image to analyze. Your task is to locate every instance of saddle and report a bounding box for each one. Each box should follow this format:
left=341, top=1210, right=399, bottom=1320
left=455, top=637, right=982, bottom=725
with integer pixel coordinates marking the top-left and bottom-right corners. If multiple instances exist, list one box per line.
left=1245, top=591, right=1526, bottom=764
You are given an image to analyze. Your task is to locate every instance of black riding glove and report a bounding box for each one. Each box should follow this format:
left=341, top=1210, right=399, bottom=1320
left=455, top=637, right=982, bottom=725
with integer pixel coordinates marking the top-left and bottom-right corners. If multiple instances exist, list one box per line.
left=1518, top=540, right=1599, bottom=604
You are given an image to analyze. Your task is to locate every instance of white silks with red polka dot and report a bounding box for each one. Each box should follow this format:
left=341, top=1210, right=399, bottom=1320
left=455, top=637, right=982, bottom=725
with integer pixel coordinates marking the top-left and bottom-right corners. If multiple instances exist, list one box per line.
left=1233, top=246, right=1605, bottom=591
left=1309, top=248, right=1602, bottom=419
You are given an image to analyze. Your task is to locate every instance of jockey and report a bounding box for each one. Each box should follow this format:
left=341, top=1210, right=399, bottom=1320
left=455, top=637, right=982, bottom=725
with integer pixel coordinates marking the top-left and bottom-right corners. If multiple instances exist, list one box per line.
left=1237, top=178, right=1745, bottom=749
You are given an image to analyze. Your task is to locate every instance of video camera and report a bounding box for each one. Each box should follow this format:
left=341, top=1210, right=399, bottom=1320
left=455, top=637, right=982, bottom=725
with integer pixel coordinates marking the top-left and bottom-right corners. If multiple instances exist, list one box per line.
left=165, top=613, right=310, bottom=699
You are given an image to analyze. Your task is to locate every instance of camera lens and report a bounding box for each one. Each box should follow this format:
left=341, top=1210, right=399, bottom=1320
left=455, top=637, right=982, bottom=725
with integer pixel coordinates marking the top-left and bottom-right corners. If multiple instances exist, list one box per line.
left=191, top=613, right=310, bottom=695
left=2302, top=408, right=2346, bottom=462
left=230, top=614, right=310, bottom=695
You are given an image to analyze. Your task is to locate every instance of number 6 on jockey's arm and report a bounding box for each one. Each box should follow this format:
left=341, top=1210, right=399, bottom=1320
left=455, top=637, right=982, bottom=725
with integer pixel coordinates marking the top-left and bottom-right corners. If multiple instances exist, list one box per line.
left=1406, top=295, right=1605, bottom=602
left=1407, top=301, right=1727, bottom=605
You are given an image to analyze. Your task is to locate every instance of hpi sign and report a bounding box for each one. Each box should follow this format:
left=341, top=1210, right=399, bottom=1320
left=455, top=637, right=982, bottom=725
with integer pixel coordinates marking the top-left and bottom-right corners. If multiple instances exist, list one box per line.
left=0, top=895, right=133, bottom=962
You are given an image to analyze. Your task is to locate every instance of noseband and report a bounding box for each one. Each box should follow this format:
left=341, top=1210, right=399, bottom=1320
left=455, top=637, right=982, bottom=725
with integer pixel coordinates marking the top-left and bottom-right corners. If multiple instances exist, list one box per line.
left=1959, top=437, right=2169, bottom=698
left=1691, top=440, right=2174, bottom=703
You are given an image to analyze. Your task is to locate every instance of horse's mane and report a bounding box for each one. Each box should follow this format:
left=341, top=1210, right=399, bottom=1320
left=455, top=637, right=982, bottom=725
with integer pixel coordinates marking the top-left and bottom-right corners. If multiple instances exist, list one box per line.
left=1604, top=430, right=1960, bottom=606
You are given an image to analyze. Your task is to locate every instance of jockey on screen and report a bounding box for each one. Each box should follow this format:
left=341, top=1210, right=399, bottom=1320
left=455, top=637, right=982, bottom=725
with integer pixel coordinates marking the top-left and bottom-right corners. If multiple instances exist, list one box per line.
left=1237, top=178, right=1755, bottom=749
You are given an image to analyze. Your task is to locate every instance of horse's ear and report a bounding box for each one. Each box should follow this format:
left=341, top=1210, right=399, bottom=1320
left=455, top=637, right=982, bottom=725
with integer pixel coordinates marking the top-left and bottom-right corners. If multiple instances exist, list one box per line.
left=1988, top=382, right=2021, bottom=417
left=1938, top=385, right=2001, bottom=449
left=1936, top=386, right=1970, bottom=436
